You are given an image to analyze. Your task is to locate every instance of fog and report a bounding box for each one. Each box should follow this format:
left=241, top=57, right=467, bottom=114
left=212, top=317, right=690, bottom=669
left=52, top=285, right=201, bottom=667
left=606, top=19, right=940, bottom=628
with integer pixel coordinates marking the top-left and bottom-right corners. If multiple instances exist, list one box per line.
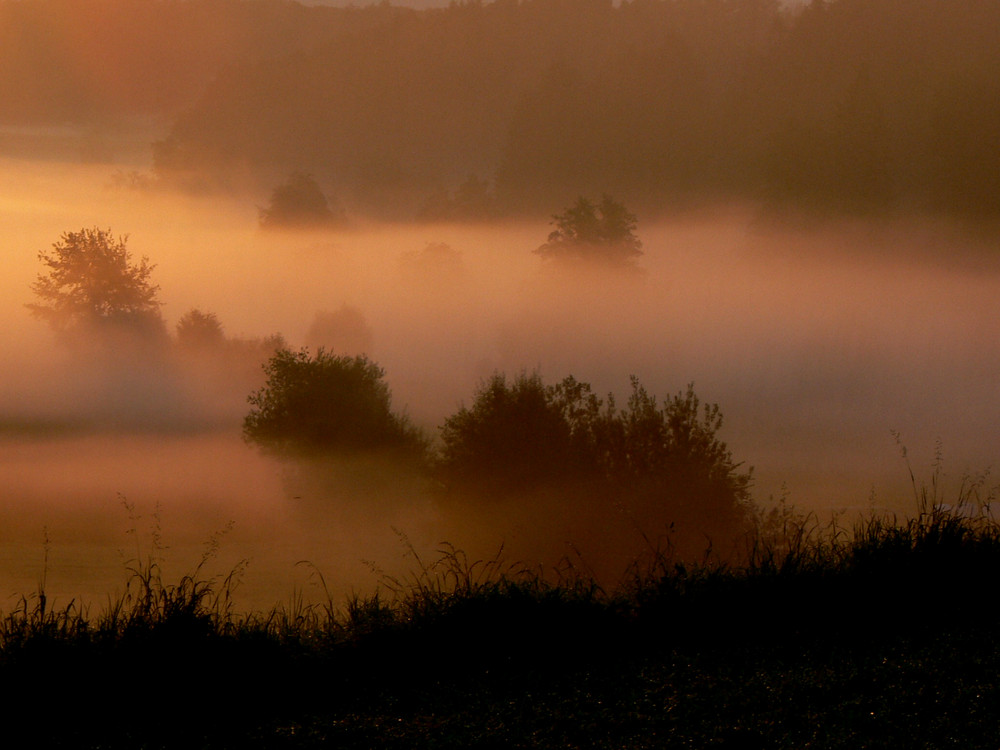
left=3, top=155, right=1000, bottom=610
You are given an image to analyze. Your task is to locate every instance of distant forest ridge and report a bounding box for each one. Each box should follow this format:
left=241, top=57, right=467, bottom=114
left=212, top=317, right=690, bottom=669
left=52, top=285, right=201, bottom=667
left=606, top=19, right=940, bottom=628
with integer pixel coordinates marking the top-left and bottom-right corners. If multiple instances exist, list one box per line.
left=2, top=0, right=998, bottom=219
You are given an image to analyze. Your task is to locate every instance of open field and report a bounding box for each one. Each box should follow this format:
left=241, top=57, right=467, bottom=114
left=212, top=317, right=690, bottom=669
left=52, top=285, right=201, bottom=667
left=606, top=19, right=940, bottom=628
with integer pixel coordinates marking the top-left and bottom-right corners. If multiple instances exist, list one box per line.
left=3, top=493, right=999, bottom=748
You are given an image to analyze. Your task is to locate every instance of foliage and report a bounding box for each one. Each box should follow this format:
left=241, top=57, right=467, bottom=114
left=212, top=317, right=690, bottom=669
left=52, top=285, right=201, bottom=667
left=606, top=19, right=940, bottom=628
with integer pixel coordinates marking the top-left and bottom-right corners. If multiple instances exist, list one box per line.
left=258, top=172, right=345, bottom=229
left=4, top=494, right=1000, bottom=747
left=535, top=195, right=642, bottom=264
left=436, top=372, right=752, bottom=527
left=437, top=372, right=583, bottom=494
left=27, top=0, right=994, bottom=219
left=243, top=347, right=423, bottom=456
left=175, top=308, right=226, bottom=350
left=26, top=227, right=165, bottom=338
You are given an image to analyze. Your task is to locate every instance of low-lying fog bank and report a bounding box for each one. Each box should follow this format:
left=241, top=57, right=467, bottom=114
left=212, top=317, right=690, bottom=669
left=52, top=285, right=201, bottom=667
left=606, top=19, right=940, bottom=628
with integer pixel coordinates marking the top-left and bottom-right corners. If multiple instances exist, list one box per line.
left=3, top=159, right=999, bottom=610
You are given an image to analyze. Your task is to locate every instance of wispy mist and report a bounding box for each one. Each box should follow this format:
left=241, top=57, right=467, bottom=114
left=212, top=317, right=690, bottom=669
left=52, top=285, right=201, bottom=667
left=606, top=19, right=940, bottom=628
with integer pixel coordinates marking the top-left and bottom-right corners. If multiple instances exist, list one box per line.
left=3, top=157, right=999, bottom=609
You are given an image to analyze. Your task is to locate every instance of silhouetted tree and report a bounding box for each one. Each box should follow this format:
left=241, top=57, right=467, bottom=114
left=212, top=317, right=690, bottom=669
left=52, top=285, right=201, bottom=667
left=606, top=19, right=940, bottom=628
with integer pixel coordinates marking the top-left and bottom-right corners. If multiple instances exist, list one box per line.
left=27, top=227, right=166, bottom=340
left=535, top=195, right=642, bottom=264
left=244, top=348, right=424, bottom=456
left=258, top=172, right=345, bottom=229
left=175, top=308, right=226, bottom=350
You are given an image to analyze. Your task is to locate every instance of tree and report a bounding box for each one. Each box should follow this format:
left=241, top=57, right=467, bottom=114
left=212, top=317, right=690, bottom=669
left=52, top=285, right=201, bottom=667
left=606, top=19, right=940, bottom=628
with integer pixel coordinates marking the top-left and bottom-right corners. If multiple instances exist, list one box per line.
left=535, top=195, right=642, bottom=264
left=243, top=347, right=424, bottom=457
left=435, top=372, right=753, bottom=535
left=27, top=227, right=165, bottom=339
left=175, top=308, right=226, bottom=350
left=258, top=172, right=346, bottom=229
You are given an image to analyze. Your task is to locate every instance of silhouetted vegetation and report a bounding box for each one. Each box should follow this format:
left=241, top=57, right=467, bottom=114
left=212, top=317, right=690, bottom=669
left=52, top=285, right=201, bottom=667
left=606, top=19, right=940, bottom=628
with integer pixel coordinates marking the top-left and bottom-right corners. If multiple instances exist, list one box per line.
left=4, top=488, right=1000, bottom=747
left=437, top=372, right=583, bottom=495
left=258, top=172, right=346, bottom=229
left=243, top=347, right=424, bottom=457
left=436, top=372, right=753, bottom=544
left=175, top=308, right=226, bottom=351
left=535, top=195, right=642, bottom=265
left=89, top=0, right=995, bottom=222
left=26, top=227, right=166, bottom=342
left=4, top=0, right=999, bottom=220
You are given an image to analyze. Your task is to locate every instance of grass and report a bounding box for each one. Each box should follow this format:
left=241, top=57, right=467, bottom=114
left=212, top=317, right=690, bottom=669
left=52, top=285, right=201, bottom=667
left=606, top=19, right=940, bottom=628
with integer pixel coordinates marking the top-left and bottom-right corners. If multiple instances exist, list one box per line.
left=3, top=473, right=1000, bottom=748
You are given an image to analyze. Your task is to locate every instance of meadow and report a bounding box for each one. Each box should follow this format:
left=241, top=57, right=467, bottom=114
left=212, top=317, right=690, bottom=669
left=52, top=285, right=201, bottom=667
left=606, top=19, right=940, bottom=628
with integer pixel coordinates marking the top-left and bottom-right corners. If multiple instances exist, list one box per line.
left=3, top=155, right=1000, bottom=747
left=3, top=475, right=999, bottom=748
left=4, top=2, right=1000, bottom=742
left=4, top=156, right=1000, bottom=610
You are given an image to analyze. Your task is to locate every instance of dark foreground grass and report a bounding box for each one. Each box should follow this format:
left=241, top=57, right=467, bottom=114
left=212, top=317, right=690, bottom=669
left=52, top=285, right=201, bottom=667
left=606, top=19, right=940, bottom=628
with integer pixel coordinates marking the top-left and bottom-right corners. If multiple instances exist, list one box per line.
left=3, top=493, right=1000, bottom=748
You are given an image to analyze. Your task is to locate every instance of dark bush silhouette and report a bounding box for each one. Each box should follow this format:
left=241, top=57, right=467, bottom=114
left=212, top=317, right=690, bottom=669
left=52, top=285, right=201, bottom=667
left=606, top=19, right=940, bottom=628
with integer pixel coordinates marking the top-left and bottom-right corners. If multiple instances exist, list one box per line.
left=258, top=172, right=345, bottom=229
left=437, top=372, right=583, bottom=495
left=603, top=379, right=754, bottom=537
left=243, top=347, right=423, bottom=457
left=26, top=227, right=166, bottom=341
left=535, top=195, right=642, bottom=265
left=437, top=373, right=751, bottom=505
left=436, top=372, right=752, bottom=532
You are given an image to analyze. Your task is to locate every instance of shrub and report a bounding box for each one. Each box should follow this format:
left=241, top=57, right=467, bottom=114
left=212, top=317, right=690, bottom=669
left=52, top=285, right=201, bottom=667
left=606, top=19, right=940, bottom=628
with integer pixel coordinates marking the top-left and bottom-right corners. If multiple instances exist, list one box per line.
left=243, top=347, right=423, bottom=457
left=437, top=372, right=585, bottom=494
left=436, top=372, right=753, bottom=531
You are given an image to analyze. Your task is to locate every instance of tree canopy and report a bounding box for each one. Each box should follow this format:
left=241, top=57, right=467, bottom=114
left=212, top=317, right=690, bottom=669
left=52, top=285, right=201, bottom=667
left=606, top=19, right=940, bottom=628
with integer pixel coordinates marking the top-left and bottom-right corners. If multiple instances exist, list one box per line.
left=436, top=372, right=582, bottom=495
left=435, top=372, right=752, bottom=532
left=175, top=309, right=226, bottom=350
left=27, top=227, right=165, bottom=339
left=243, top=348, right=424, bottom=457
left=535, top=195, right=642, bottom=265
left=258, top=172, right=345, bottom=229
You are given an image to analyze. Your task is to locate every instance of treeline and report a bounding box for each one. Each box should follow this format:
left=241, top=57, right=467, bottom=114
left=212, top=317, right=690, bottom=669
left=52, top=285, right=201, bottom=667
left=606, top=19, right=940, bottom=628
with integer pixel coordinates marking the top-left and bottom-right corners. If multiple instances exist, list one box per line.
left=0, top=0, right=400, bottom=123
left=4, top=0, right=999, bottom=219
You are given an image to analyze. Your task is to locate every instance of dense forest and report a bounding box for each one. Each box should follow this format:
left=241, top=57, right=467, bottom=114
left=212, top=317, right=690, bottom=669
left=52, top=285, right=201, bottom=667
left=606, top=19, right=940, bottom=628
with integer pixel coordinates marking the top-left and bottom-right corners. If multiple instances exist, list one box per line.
left=3, top=0, right=999, bottom=220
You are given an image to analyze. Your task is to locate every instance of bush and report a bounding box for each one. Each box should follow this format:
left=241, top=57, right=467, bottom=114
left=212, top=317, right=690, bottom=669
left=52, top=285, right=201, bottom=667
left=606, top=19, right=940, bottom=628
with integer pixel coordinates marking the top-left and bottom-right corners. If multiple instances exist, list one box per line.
left=436, top=372, right=584, bottom=495
left=436, top=372, right=753, bottom=533
left=243, top=348, right=424, bottom=457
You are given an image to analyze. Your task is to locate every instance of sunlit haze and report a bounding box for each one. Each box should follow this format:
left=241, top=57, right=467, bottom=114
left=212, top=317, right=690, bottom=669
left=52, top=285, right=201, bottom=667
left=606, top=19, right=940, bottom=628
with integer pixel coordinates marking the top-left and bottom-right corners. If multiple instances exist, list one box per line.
left=2, top=0, right=999, bottom=612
